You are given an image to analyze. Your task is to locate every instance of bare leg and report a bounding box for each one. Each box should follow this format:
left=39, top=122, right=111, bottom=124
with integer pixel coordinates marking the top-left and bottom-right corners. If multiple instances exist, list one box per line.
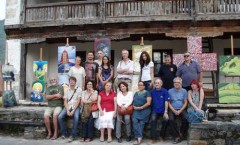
left=100, top=128, right=105, bottom=141
left=44, top=115, right=52, bottom=138
left=10, top=82, right=12, bottom=90
left=53, top=113, right=58, bottom=138
left=107, top=128, right=112, bottom=142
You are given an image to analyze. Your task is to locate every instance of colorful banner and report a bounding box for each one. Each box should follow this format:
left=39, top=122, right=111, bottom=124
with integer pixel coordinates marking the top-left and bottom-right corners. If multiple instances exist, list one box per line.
left=187, top=36, right=202, bottom=54
left=219, top=55, right=240, bottom=76
left=218, top=83, right=240, bottom=103
left=58, top=74, right=70, bottom=93
left=132, top=45, right=152, bottom=93
left=58, top=46, right=76, bottom=73
left=94, top=38, right=111, bottom=58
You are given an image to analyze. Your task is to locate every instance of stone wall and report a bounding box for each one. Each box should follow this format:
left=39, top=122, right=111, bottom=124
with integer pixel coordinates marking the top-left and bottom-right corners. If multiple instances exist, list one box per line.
left=188, top=121, right=240, bottom=145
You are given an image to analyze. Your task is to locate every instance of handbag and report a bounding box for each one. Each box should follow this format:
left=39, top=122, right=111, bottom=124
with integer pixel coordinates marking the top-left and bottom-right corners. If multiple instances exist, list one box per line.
left=117, top=105, right=133, bottom=115
left=90, top=102, right=98, bottom=112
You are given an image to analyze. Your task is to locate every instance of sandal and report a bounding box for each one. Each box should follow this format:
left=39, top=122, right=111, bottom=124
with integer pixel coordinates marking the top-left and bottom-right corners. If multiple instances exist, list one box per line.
left=133, top=140, right=139, bottom=145
left=85, top=138, right=92, bottom=142
left=100, top=137, right=104, bottom=142
left=80, top=138, right=85, bottom=142
left=46, top=135, right=52, bottom=140
left=50, top=136, right=57, bottom=140
left=107, top=138, right=112, bottom=143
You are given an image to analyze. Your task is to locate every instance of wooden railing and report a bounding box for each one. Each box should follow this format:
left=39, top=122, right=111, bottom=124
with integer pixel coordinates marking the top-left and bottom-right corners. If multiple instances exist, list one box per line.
left=195, top=0, right=240, bottom=14
left=24, top=0, right=240, bottom=23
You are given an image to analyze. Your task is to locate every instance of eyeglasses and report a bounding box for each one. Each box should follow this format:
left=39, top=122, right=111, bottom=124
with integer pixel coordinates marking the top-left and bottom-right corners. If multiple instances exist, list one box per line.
left=138, top=84, right=144, bottom=86
left=184, top=55, right=190, bottom=58
left=174, top=82, right=181, bottom=84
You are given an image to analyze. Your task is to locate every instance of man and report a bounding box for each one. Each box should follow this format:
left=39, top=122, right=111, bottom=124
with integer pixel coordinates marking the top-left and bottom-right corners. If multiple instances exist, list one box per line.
left=168, top=77, right=188, bottom=144
left=44, top=74, right=64, bottom=140
left=0, top=61, right=3, bottom=96
left=82, top=51, right=99, bottom=89
left=116, top=49, right=134, bottom=90
left=176, top=52, right=202, bottom=91
left=94, top=50, right=103, bottom=66
left=149, top=79, right=170, bottom=144
left=58, top=76, right=82, bottom=142
left=158, top=55, right=177, bottom=90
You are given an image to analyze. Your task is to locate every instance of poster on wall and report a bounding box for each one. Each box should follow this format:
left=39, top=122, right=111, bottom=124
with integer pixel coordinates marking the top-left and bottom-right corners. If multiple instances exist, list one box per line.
left=94, top=38, right=111, bottom=58
left=219, top=55, right=240, bottom=76
left=58, top=46, right=76, bottom=73
left=58, top=74, right=70, bottom=93
left=131, top=45, right=152, bottom=93
left=31, top=61, right=48, bottom=102
left=218, top=83, right=240, bottom=103
left=187, top=36, right=202, bottom=54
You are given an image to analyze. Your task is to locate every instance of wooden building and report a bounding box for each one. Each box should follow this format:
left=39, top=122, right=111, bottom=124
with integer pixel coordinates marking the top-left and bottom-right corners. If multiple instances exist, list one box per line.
left=4, top=0, right=240, bottom=101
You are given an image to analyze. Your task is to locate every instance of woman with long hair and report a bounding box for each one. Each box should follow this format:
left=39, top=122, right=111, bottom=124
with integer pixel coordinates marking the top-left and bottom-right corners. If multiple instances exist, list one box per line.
left=98, top=56, right=114, bottom=91
left=80, top=80, right=98, bottom=142
left=139, top=51, right=154, bottom=91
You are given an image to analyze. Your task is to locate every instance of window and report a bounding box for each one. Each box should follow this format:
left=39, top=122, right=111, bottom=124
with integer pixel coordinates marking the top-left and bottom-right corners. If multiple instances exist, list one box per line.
left=152, top=49, right=172, bottom=77
left=224, top=48, right=240, bottom=55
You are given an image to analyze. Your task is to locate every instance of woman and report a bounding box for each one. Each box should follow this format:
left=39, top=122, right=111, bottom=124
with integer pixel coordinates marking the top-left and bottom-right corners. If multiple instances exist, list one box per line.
left=139, top=51, right=154, bottom=91
left=187, top=80, right=207, bottom=122
left=68, top=56, right=86, bottom=90
left=80, top=80, right=98, bottom=142
left=132, top=81, right=152, bottom=145
left=97, top=82, right=117, bottom=142
left=98, top=56, right=114, bottom=91
left=116, top=82, right=133, bottom=143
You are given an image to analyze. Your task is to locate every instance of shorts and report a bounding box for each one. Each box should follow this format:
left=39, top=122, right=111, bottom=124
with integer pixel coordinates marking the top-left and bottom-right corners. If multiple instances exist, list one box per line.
left=44, top=106, right=62, bottom=117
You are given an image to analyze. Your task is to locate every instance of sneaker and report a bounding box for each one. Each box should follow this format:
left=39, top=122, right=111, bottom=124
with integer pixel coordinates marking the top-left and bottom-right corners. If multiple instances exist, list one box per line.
left=61, top=135, right=66, bottom=139
left=126, top=136, right=131, bottom=142
left=173, top=138, right=181, bottom=144
left=117, top=138, right=122, bottom=143
left=68, top=136, right=75, bottom=142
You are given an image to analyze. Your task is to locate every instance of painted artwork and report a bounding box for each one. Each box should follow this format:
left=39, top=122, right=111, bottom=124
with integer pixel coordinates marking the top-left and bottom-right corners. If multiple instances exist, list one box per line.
left=33, top=61, right=48, bottom=81
left=219, top=55, right=240, bottom=76
left=218, top=83, right=240, bottom=103
left=58, top=46, right=76, bottom=73
left=31, top=61, right=48, bottom=102
left=58, top=74, right=69, bottom=93
left=94, top=38, right=111, bottom=58
left=187, top=36, right=202, bottom=54
left=173, top=53, right=217, bottom=71
left=132, top=45, right=152, bottom=93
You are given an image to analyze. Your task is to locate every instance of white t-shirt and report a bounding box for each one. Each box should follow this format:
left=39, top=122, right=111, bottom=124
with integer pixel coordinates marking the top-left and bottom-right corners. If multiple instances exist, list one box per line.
left=117, top=91, right=133, bottom=108
left=68, top=66, right=86, bottom=89
left=64, top=86, right=82, bottom=109
left=94, top=60, right=102, bottom=66
left=117, top=60, right=134, bottom=79
left=141, top=61, right=154, bottom=81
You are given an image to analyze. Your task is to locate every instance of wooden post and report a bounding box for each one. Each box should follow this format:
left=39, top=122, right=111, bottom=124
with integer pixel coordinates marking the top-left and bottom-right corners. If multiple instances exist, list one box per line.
left=140, top=36, right=144, bottom=46
left=231, top=35, right=234, bottom=56
left=39, top=48, right=43, bottom=61
left=66, top=38, right=69, bottom=46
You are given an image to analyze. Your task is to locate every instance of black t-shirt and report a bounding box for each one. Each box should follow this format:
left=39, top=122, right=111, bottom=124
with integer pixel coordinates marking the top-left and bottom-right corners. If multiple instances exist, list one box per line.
left=158, top=64, right=177, bottom=90
left=82, top=61, right=99, bottom=82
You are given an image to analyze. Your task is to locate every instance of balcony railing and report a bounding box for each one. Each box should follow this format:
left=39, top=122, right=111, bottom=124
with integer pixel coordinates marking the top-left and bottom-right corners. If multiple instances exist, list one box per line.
left=24, top=0, right=240, bottom=24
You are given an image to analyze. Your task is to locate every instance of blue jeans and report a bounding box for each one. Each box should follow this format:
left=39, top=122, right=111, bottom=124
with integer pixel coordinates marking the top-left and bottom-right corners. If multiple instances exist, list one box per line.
left=143, top=80, right=152, bottom=91
left=150, top=112, right=168, bottom=140
left=132, top=117, right=146, bottom=139
left=58, top=108, right=80, bottom=138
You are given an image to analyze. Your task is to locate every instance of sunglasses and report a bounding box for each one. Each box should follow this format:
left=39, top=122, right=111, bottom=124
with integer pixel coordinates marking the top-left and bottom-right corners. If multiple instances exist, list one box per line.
left=184, top=55, right=190, bottom=58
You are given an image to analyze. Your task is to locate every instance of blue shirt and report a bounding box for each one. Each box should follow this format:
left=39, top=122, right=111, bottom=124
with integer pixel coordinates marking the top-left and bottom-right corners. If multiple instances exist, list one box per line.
left=168, top=88, right=187, bottom=110
left=176, top=60, right=201, bottom=87
left=151, top=88, right=170, bottom=113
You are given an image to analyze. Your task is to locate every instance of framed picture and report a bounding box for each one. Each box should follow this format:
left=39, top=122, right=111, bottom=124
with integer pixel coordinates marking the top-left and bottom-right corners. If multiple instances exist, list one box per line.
left=94, top=38, right=111, bottom=58
left=58, top=46, right=76, bottom=73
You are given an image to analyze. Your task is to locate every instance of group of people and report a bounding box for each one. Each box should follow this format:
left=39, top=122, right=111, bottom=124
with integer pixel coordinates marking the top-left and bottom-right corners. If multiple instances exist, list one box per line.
left=43, top=50, right=206, bottom=144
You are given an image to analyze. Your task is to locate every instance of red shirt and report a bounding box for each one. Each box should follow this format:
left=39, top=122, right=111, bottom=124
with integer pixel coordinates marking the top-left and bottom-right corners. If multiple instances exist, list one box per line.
left=99, top=91, right=116, bottom=112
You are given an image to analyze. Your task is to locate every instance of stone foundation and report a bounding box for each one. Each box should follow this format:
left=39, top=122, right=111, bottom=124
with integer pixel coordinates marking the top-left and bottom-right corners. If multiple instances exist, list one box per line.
left=188, top=121, right=240, bottom=145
